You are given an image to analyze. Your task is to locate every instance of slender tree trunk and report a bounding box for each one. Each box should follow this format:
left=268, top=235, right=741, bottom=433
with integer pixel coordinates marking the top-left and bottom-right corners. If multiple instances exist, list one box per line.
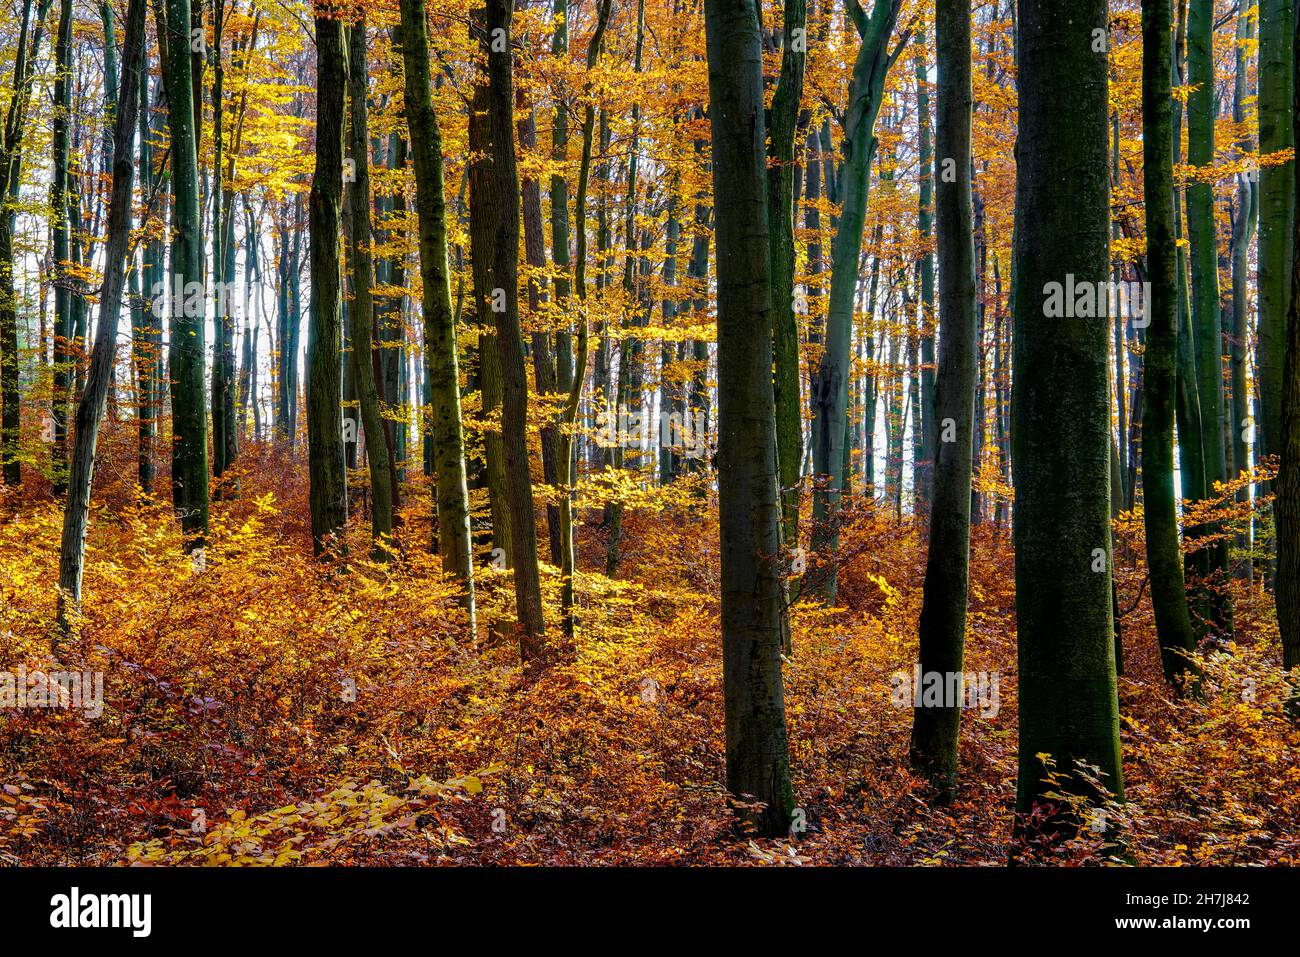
left=1259, top=0, right=1295, bottom=475
left=1276, top=5, right=1300, bottom=680
left=479, top=0, right=547, bottom=657
left=0, top=0, right=52, bottom=487
left=914, top=29, right=936, bottom=513
left=50, top=0, right=74, bottom=497
left=808, top=0, right=904, bottom=601
left=517, top=95, right=560, bottom=565
left=1013, top=0, right=1124, bottom=830
left=1187, top=0, right=1232, bottom=632
left=161, top=0, right=208, bottom=546
left=1142, top=0, right=1199, bottom=688
left=602, top=0, right=646, bottom=579
left=345, top=14, right=395, bottom=556
left=57, top=0, right=145, bottom=633
left=704, top=0, right=795, bottom=837
left=768, top=0, right=807, bottom=546
left=557, top=0, right=612, bottom=638
left=1230, top=4, right=1257, bottom=581
left=305, top=14, right=348, bottom=554
left=909, top=0, right=976, bottom=804
left=397, top=0, right=476, bottom=626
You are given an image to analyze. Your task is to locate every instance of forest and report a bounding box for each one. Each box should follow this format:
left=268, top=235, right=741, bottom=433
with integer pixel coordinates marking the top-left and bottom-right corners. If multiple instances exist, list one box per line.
left=0, top=0, right=1297, bottom=870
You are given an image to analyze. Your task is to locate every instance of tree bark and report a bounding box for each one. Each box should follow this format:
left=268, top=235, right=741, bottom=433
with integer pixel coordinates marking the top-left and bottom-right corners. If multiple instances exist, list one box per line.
left=0, top=0, right=52, bottom=487
left=807, top=0, right=904, bottom=602
left=398, top=0, right=477, bottom=627
left=1258, top=0, right=1295, bottom=474
left=1187, top=0, right=1232, bottom=632
left=1012, top=0, right=1124, bottom=830
left=56, top=0, right=145, bottom=635
left=480, top=0, right=547, bottom=655
left=1275, top=3, right=1300, bottom=679
left=909, top=0, right=976, bottom=804
left=345, top=14, right=396, bottom=556
left=306, top=14, right=348, bottom=554
left=161, top=0, right=209, bottom=546
left=1142, top=0, right=1199, bottom=688
left=767, top=0, right=807, bottom=546
left=704, top=0, right=795, bottom=837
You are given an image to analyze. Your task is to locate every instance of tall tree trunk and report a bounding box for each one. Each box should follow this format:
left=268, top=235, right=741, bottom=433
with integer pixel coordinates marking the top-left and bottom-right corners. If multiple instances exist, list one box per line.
left=1013, top=0, right=1124, bottom=830
left=704, top=0, right=795, bottom=837
left=767, top=0, right=807, bottom=546
left=50, top=0, right=74, bottom=497
left=914, top=30, right=936, bottom=513
left=1276, top=3, right=1300, bottom=681
left=57, top=0, right=145, bottom=633
left=557, top=0, right=612, bottom=638
left=468, top=72, right=512, bottom=564
left=1230, top=3, right=1257, bottom=581
left=480, top=0, right=546, bottom=656
left=1187, top=0, right=1232, bottom=632
left=909, top=0, right=976, bottom=804
left=518, top=95, right=560, bottom=565
left=1171, top=0, right=1207, bottom=618
left=162, top=0, right=209, bottom=546
left=807, top=0, right=904, bottom=601
left=0, top=0, right=52, bottom=487
left=1142, top=0, right=1199, bottom=688
left=135, top=65, right=167, bottom=497
left=1258, top=0, right=1295, bottom=477
left=345, top=14, right=396, bottom=556
left=602, top=0, right=646, bottom=579
left=305, top=13, right=348, bottom=554
left=397, top=0, right=477, bottom=626
left=211, top=0, right=234, bottom=487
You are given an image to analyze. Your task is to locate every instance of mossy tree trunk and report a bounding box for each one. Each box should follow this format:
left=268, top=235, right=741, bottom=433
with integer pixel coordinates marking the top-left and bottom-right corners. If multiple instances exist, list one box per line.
left=397, top=0, right=477, bottom=628
left=704, top=0, right=795, bottom=837
left=1012, top=0, right=1124, bottom=829
left=1141, top=0, right=1199, bottom=688
left=161, top=0, right=209, bottom=547
left=909, top=0, right=976, bottom=804
left=305, top=14, right=348, bottom=554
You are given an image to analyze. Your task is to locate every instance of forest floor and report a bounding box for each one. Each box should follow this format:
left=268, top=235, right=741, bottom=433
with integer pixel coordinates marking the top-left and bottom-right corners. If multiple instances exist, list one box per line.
left=2, top=429, right=1298, bottom=866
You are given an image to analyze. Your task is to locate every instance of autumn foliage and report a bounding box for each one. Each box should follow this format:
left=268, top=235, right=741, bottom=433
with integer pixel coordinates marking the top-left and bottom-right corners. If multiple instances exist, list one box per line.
left=1, top=425, right=1296, bottom=866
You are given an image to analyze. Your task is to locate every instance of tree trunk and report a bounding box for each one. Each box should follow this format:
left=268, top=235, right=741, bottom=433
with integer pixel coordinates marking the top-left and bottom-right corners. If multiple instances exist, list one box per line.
left=57, top=0, right=145, bottom=634
left=345, top=14, right=396, bottom=556
left=909, top=0, right=976, bottom=804
left=808, top=0, right=903, bottom=602
left=1230, top=4, right=1257, bottom=580
left=161, top=0, right=209, bottom=546
left=480, top=0, right=546, bottom=655
left=1142, top=0, right=1199, bottom=689
left=767, top=0, right=807, bottom=546
left=914, top=31, right=936, bottom=513
left=397, top=0, right=477, bottom=626
left=705, top=0, right=796, bottom=838
left=557, top=0, right=612, bottom=638
left=1276, top=2, right=1300, bottom=680
left=0, top=0, right=52, bottom=487
left=1187, top=0, right=1232, bottom=632
left=50, top=0, right=74, bottom=497
left=1258, top=0, right=1295, bottom=475
left=1013, top=0, right=1124, bottom=831
left=305, top=14, right=348, bottom=554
